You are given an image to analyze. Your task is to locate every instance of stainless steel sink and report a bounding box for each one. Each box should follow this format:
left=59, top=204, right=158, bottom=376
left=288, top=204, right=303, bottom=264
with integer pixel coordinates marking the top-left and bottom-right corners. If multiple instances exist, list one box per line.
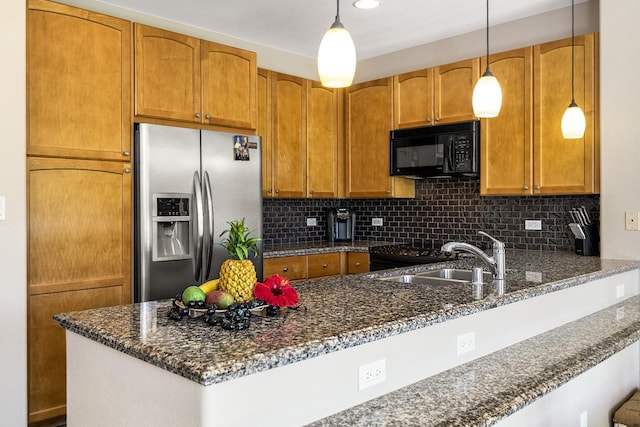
left=380, top=268, right=493, bottom=285
left=417, top=268, right=493, bottom=282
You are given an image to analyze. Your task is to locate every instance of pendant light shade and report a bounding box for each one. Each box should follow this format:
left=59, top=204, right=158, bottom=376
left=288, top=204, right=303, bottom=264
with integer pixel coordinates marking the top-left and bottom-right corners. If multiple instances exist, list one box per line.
left=473, top=71, right=502, bottom=118
left=473, top=0, right=502, bottom=118
left=318, top=0, right=356, bottom=88
left=562, top=102, right=586, bottom=139
left=562, top=0, right=586, bottom=139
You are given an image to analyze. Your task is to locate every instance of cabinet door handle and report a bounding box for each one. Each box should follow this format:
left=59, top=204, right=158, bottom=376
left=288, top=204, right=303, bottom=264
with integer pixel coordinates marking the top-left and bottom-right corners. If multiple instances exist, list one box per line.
left=523, top=185, right=529, bottom=190
left=275, top=189, right=280, bottom=194
left=435, top=117, right=440, bottom=121
left=205, top=114, right=212, bottom=119
left=123, top=151, right=130, bottom=157
left=426, top=118, right=431, bottom=122
left=195, top=113, right=201, bottom=118
left=309, top=190, right=314, bottom=195
left=355, top=262, right=361, bottom=266
left=267, top=189, right=273, bottom=193
left=534, top=185, right=541, bottom=190
left=282, top=267, right=289, bottom=272
left=125, top=168, right=131, bottom=174
left=322, top=263, right=328, bottom=268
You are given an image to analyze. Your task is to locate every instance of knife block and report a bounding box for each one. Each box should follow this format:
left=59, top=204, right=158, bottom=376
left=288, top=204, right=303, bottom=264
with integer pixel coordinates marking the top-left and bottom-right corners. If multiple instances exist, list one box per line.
left=575, top=223, right=599, bottom=256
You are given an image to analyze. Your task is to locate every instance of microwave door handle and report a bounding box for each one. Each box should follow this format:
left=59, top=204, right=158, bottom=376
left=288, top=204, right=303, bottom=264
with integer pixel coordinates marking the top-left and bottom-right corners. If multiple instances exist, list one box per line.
left=202, top=171, right=214, bottom=279
left=443, top=137, right=454, bottom=173
left=192, top=171, right=204, bottom=281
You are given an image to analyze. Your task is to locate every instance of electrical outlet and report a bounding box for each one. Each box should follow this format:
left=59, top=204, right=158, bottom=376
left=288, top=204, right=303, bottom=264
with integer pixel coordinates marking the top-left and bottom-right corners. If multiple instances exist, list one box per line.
left=625, top=211, right=640, bottom=231
left=372, top=218, right=383, bottom=226
left=525, top=220, right=542, bottom=230
left=617, top=307, right=625, bottom=321
left=456, top=331, right=476, bottom=355
left=306, top=217, right=317, bottom=226
left=616, top=284, right=625, bottom=298
left=358, top=359, right=386, bottom=390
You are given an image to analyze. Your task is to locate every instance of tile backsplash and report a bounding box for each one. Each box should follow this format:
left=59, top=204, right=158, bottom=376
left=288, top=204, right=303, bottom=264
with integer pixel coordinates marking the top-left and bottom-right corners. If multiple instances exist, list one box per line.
left=263, top=178, right=599, bottom=252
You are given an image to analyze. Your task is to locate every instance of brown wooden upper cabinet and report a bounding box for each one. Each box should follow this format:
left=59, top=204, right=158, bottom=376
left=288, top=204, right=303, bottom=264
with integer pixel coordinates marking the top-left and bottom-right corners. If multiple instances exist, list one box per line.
left=27, top=0, right=132, bottom=161
left=258, top=70, right=342, bottom=199
left=345, top=78, right=415, bottom=198
left=533, top=33, right=598, bottom=195
left=480, top=47, right=534, bottom=195
left=393, top=58, right=480, bottom=129
left=481, top=34, right=598, bottom=196
left=134, top=24, right=257, bottom=130
left=306, top=80, right=343, bottom=198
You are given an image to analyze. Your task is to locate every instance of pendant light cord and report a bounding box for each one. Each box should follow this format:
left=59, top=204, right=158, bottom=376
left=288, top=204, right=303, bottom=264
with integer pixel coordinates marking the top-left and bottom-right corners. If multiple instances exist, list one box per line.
left=486, top=0, right=489, bottom=64
left=571, top=0, right=576, bottom=104
left=336, top=0, right=341, bottom=22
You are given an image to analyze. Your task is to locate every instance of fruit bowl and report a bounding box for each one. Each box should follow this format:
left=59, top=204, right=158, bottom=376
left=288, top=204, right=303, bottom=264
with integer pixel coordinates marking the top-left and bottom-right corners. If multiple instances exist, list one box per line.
left=173, top=299, right=268, bottom=319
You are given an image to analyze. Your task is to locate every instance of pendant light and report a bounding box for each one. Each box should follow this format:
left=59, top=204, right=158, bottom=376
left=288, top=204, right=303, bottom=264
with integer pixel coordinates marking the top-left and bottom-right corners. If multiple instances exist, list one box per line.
left=561, top=0, right=586, bottom=139
left=317, top=0, right=356, bottom=88
left=472, top=0, right=502, bottom=118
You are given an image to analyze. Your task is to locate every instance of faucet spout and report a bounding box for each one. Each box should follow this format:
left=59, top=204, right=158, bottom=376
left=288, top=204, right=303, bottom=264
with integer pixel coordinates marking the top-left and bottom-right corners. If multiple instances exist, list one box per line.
left=441, top=231, right=505, bottom=281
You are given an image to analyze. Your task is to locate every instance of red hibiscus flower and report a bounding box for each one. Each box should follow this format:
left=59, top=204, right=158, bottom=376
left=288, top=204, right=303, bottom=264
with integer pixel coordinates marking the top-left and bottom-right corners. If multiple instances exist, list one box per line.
left=254, top=274, right=299, bottom=307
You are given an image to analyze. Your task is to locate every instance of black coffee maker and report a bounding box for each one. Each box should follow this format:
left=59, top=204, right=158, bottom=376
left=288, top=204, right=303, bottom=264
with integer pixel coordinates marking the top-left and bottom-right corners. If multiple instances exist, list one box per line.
left=327, top=208, right=356, bottom=242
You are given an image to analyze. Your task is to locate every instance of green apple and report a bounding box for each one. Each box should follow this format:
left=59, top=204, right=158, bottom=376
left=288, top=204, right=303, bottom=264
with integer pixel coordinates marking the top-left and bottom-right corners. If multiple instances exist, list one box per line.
left=181, top=286, right=206, bottom=304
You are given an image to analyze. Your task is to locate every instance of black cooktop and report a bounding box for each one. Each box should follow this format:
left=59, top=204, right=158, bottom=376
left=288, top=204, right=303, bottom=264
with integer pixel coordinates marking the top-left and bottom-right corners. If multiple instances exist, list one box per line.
left=369, top=245, right=458, bottom=271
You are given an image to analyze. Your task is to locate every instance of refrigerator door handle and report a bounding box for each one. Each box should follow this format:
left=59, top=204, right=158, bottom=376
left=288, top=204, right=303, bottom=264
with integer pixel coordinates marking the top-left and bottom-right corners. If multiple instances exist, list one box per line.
left=193, top=171, right=204, bottom=281
left=203, top=171, right=214, bottom=279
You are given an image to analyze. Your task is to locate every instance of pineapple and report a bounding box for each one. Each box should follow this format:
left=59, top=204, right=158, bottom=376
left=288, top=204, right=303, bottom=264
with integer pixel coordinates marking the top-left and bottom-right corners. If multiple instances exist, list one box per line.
left=218, top=219, right=260, bottom=303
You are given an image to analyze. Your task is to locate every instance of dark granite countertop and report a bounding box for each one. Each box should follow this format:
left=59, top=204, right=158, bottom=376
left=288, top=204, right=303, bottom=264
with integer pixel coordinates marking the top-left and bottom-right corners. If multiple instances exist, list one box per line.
left=263, top=240, right=394, bottom=258
left=55, top=250, right=640, bottom=391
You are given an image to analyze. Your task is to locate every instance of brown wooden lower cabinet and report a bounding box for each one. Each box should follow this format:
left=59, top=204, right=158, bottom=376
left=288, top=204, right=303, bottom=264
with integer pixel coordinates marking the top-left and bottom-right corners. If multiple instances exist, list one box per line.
left=347, top=252, right=370, bottom=274
left=27, top=157, right=132, bottom=423
left=28, top=287, right=124, bottom=423
left=263, top=251, right=369, bottom=282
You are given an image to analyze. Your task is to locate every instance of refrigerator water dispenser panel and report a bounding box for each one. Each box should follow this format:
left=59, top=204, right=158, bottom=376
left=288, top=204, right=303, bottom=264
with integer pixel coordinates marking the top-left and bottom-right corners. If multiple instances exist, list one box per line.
left=152, top=194, right=191, bottom=262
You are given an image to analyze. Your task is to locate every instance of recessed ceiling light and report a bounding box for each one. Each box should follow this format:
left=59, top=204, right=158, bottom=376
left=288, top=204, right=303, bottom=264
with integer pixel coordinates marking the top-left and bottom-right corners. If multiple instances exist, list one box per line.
left=353, top=0, right=380, bottom=10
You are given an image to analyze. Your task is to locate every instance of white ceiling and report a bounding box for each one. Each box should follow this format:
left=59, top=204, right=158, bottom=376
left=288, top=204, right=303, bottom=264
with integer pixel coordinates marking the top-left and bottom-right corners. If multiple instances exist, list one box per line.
left=98, top=0, right=586, bottom=60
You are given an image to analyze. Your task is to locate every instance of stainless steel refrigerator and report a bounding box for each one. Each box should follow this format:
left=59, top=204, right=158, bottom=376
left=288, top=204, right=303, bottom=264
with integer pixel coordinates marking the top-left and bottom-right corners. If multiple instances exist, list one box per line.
left=134, top=123, right=263, bottom=302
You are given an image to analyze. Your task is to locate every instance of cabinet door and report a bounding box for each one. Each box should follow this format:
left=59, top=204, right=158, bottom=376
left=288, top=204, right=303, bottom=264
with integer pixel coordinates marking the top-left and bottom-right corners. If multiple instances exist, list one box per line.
left=271, top=73, right=307, bottom=198
left=28, top=157, right=132, bottom=297
left=393, top=68, right=434, bottom=128
left=347, top=252, right=370, bottom=274
left=263, top=256, right=307, bottom=280
left=257, top=69, right=274, bottom=197
left=27, top=0, right=131, bottom=161
left=28, top=287, right=123, bottom=423
left=307, top=253, right=341, bottom=278
left=433, top=58, right=480, bottom=124
left=345, top=78, right=414, bottom=198
left=307, top=81, right=340, bottom=198
left=201, top=41, right=257, bottom=130
left=134, top=24, right=201, bottom=123
left=533, top=34, right=597, bottom=194
left=481, top=48, right=534, bottom=195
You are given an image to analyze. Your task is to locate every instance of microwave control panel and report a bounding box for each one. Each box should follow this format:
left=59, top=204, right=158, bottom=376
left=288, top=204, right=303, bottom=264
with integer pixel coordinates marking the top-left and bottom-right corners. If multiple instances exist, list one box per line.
left=450, top=134, right=475, bottom=172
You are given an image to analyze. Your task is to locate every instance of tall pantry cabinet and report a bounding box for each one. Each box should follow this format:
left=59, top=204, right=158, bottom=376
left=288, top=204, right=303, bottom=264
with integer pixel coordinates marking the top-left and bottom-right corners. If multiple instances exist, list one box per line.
left=26, top=0, right=132, bottom=423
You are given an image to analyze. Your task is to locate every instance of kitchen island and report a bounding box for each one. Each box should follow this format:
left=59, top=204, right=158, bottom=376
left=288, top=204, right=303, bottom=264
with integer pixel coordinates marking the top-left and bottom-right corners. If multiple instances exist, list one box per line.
left=55, top=250, right=640, bottom=426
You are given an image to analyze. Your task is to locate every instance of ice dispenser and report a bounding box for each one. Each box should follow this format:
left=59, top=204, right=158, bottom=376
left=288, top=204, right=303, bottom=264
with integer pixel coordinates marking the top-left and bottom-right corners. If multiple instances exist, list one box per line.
left=152, top=195, right=191, bottom=261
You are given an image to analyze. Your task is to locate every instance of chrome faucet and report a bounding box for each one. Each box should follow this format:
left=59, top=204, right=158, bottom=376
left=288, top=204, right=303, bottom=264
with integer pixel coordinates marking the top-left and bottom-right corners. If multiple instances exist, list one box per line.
left=441, top=231, right=505, bottom=281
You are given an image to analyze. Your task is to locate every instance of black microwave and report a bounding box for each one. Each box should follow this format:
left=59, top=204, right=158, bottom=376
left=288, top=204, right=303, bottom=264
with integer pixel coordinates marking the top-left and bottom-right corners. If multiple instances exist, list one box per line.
left=390, top=120, right=480, bottom=178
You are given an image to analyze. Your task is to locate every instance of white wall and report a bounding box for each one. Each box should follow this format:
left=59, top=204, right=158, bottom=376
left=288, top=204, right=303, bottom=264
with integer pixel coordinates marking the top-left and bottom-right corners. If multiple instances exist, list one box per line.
left=0, top=0, right=27, bottom=425
left=600, top=0, right=640, bottom=260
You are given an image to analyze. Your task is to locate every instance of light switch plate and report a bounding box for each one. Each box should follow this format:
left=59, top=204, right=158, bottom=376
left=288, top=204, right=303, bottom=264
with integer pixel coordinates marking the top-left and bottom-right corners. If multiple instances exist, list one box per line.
left=372, top=218, right=383, bottom=226
left=306, top=217, right=317, bottom=227
left=0, top=196, right=5, bottom=220
left=625, top=211, right=639, bottom=231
